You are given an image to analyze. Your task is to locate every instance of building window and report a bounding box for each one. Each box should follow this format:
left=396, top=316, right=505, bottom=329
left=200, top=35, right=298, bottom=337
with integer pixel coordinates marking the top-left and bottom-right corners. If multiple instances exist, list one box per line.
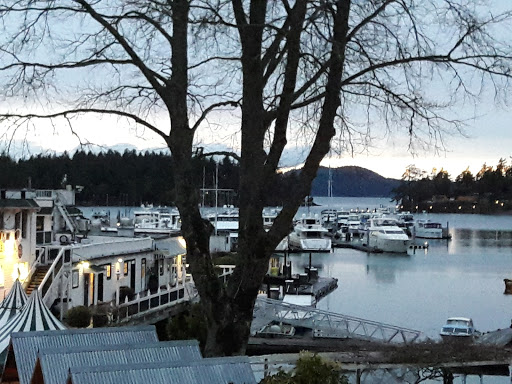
left=21, top=212, right=27, bottom=239
left=36, top=216, right=44, bottom=231
left=141, top=258, right=146, bottom=280
left=72, top=270, right=79, bottom=288
left=0, top=265, right=4, bottom=288
left=106, top=264, right=112, bottom=280
left=159, top=260, right=163, bottom=276
left=124, top=261, right=128, bottom=276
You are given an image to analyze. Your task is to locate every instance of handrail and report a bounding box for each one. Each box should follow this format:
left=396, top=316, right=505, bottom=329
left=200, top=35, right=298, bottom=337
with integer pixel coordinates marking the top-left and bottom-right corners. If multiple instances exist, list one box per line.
left=254, top=297, right=422, bottom=344
left=23, top=246, right=47, bottom=290
left=38, top=247, right=67, bottom=299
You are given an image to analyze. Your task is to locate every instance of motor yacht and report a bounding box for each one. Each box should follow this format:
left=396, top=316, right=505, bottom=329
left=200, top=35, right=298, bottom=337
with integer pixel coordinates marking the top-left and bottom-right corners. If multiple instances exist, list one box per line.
left=288, top=215, right=331, bottom=252
left=362, top=217, right=411, bottom=253
left=412, top=219, right=444, bottom=239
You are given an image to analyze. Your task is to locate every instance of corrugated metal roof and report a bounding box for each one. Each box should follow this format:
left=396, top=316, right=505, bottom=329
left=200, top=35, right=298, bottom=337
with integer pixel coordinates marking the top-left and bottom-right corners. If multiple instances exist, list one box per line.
left=68, top=356, right=257, bottom=384
left=36, top=340, right=202, bottom=384
left=9, top=325, right=158, bottom=384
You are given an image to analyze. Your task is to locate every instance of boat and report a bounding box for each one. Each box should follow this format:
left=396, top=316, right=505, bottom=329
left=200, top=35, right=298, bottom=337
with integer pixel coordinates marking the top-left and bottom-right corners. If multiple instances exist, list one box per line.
left=336, top=210, right=350, bottom=233
left=263, top=207, right=282, bottom=230
left=346, top=213, right=361, bottom=236
left=133, top=206, right=181, bottom=233
left=412, top=219, right=443, bottom=239
left=90, top=210, right=110, bottom=227
left=440, top=317, right=480, bottom=342
left=255, top=321, right=296, bottom=338
left=288, top=215, right=331, bottom=252
left=396, top=212, right=415, bottom=230
left=204, top=206, right=240, bottom=252
left=362, top=217, right=411, bottom=253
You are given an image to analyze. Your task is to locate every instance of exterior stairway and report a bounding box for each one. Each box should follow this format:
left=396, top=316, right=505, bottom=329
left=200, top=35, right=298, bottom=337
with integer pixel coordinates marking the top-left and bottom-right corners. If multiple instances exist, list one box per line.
left=25, top=266, right=51, bottom=296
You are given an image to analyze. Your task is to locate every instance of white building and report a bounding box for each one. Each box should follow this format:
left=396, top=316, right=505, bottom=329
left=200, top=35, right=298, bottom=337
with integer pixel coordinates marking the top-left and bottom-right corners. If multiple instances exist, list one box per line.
left=0, top=187, right=189, bottom=323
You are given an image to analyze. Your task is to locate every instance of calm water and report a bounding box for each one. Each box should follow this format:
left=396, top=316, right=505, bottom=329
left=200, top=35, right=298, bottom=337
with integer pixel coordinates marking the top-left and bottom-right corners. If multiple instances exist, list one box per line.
left=82, top=199, right=512, bottom=338
left=81, top=199, right=512, bottom=382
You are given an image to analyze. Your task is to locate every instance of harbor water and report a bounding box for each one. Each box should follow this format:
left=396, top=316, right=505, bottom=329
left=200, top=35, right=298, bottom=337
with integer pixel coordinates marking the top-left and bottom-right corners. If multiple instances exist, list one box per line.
left=81, top=198, right=512, bottom=382
left=82, top=198, right=512, bottom=339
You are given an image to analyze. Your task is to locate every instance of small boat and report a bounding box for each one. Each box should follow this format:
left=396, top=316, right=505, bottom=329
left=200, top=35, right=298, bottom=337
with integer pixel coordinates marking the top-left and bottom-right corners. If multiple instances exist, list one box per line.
left=256, top=321, right=296, bottom=338
left=90, top=210, right=110, bottom=227
left=440, top=317, right=480, bottom=342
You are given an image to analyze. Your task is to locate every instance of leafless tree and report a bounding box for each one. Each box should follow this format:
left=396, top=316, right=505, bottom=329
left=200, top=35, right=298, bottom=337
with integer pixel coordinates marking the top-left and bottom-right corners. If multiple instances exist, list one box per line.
left=0, top=0, right=512, bottom=356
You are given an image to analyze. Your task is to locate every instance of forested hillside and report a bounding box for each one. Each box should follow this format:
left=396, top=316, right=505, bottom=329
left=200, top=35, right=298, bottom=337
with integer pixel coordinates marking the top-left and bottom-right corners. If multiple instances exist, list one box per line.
left=0, top=151, right=398, bottom=206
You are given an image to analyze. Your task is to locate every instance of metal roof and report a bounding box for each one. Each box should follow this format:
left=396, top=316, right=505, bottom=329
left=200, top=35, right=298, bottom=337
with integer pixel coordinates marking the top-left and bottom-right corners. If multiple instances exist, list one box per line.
left=0, top=280, right=28, bottom=329
left=67, top=356, right=257, bottom=384
left=0, top=199, right=39, bottom=209
left=8, top=325, right=158, bottom=384
left=35, top=340, right=202, bottom=384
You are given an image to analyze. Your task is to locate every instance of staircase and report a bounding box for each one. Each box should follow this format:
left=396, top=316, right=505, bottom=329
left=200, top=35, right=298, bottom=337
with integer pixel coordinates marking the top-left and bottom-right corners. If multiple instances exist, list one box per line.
left=56, top=201, right=79, bottom=234
left=25, top=266, right=51, bottom=295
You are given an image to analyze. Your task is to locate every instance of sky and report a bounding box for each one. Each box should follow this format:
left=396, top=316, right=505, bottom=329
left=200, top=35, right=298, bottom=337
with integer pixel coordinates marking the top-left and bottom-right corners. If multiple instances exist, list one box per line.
left=3, top=1, right=511, bottom=181
left=15, top=99, right=510, bottom=181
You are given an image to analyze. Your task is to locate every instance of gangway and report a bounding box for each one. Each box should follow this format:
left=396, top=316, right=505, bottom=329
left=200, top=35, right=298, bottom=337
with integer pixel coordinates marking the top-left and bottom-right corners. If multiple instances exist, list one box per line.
left=253, top=297, right=421, bottom=344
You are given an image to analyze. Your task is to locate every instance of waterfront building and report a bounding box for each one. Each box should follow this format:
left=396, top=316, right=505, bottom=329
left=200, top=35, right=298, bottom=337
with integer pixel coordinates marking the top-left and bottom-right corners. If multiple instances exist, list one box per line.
left=0, top=187, right=189, bottom=329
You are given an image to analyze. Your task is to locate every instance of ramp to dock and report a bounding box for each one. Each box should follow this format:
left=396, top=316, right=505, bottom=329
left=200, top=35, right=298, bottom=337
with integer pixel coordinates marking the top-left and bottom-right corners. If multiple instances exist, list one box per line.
left=252, top=297, right=421, bottom=344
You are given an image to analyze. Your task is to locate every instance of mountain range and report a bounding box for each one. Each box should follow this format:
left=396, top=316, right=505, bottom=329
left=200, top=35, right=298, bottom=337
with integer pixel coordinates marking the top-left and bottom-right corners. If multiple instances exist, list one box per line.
left=309, top=166, right=401, bottom=197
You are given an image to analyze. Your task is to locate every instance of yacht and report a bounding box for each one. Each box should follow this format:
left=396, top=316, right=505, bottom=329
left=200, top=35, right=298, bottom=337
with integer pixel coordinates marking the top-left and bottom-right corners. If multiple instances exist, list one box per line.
left=362, top=217, right=411, bottom=253
left=336, top=210, right=350, bottom=233
left=263, top=207, right=282, bottom=230
left=288, top=215, right=331, bottom=252
left=412, top=219, right=443, bottom=239
left=347, top=213, right=361, bottom=236
left=133, top=206, right=181, bottom=233
left=396, top=212, right=415, bottom=230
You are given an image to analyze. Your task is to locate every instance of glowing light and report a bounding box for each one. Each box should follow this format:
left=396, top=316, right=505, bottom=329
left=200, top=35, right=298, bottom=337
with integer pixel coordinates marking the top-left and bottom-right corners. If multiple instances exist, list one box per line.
left=11, top=263, right=28, bottom=282
left=3, top=238, right=16, bottom=259
left=178, top=237, right=187, bottom=249
left=82, top=261, right=90, bottom=269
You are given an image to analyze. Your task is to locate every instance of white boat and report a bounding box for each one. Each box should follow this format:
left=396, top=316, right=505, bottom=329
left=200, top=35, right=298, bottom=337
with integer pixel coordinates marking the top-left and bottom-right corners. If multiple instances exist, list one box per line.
left=336, top=210, right=350, bottom=233
left=396, top=212, right=415, bottom=230
left=133, top=206, right=181, bottom=233
left=288, top=215, right=331, bottom=252
left=347, top=213, right=361, bottom=235
left=256, top=321, right=296, bottom=338
left=412, top=219, right=443, bottom=239
left=440, top=317, right=479, bottom=341
left=363, top=217, right=411, bottom=253
left=320, top=209, right=337, bottom=227
left=263, top=207, right=282, bottom=230
left=90, top=210, right=110, bottom=227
